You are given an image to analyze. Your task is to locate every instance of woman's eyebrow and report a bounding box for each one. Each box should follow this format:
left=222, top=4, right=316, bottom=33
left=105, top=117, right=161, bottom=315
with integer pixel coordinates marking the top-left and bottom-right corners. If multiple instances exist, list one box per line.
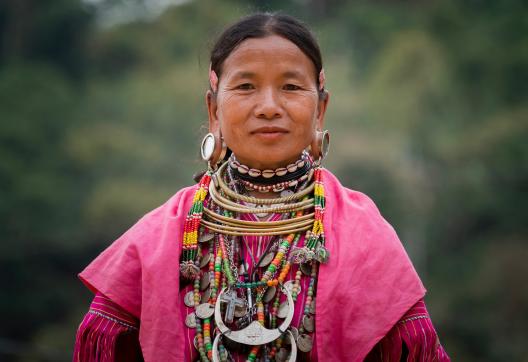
left=282, top=70, right=306, bottom=79
left=230, top=71, right=256, bottom=80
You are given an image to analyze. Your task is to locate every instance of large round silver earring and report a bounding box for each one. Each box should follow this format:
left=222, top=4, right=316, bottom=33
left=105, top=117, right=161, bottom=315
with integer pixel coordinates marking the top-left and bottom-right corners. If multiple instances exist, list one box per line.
left=200, top=132, right=227, bottom=169
left=310, top=130, right=330, bottom=165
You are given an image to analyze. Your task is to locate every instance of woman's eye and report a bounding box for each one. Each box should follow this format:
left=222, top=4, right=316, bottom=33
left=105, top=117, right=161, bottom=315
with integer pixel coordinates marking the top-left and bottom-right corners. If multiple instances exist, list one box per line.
left=283, top=84, right=301, bottom=91
left=236, top=83, right=254, bottom=90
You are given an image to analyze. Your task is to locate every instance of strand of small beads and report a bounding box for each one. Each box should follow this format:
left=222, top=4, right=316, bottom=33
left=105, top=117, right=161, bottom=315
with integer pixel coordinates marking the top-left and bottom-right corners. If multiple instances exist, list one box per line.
left=291, top=168, right=329, bottom=264
left=181, top=172, right=212, bottom=279
left=218, top=234, right=236, bottom=286
left=247, top=301, right=266, bottom=362
left=193, top=269, right=209, bottom=362
left=296, top=262, right=318, bottom=353
left=203, top=318, right=213, bottom=359
left=210, top=243, right=222, bottom=304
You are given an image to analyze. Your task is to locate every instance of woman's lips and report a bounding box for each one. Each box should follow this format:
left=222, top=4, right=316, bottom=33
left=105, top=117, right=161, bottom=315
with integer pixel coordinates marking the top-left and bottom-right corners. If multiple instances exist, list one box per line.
left=251, top=127, right=289, bottom=140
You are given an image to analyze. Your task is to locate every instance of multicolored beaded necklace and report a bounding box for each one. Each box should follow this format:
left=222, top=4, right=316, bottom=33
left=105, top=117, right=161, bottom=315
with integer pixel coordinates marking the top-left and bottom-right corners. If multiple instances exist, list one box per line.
left=180, top=157, right=328, bottom=362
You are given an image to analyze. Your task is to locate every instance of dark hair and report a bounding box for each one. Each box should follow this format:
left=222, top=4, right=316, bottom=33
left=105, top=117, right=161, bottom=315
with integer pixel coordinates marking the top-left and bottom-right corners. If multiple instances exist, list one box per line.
left=210, top=13, right=324, bottom=94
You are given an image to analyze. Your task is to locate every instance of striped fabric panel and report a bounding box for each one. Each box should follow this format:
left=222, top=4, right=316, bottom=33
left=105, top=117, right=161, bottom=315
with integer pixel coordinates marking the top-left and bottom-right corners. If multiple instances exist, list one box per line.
left=73, top=293, right=142, bottom=362
left=365, top=299, right=450, bottom=362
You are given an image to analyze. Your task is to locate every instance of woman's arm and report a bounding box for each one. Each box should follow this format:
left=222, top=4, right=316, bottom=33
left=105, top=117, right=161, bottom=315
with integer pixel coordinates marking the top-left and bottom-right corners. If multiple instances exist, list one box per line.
left=73, top=293, right=143, bottom=362
left=365, top=299, right=450, bottom=362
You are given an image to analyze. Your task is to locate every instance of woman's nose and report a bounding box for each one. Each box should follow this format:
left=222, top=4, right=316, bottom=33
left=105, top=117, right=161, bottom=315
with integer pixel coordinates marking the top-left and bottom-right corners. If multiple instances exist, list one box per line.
left=254, top=88, right=283, bottom=119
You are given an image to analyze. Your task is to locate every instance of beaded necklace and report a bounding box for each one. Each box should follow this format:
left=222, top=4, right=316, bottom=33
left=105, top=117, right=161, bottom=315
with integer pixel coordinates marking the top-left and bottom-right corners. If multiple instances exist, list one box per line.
left=180, top=160, right=328, bottom=361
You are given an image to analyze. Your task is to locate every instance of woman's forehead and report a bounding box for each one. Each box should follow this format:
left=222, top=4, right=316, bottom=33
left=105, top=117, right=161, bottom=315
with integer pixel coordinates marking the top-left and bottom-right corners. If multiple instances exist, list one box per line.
left=221, top=35, right=316, bottom=78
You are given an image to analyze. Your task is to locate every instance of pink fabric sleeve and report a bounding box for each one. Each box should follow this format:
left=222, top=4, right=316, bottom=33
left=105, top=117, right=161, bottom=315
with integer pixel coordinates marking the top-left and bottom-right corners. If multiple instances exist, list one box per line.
left=365, top=299, right=450, bottom=362
left=73, top=293, right=143, bottom=362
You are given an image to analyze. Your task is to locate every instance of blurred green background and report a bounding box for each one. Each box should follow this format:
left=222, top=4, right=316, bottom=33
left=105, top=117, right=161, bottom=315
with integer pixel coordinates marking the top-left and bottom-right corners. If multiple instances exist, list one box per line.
left=1, top=0, right=526, bottom=361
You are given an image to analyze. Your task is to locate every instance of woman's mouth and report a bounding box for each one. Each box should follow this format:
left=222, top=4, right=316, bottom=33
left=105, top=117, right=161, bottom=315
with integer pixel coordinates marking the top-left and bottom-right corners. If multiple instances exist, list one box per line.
left=251, top=127, right=289, bottom=140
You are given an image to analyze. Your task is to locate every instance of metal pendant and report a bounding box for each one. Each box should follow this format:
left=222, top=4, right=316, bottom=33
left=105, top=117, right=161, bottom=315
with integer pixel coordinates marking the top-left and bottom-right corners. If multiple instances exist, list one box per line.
left=239, top=261, right=249, bottom=275
left=202, top=287, right=211, bottom=304
left=315, top=245, right=330, bottom=264
left=280, top=190, right=294, bottom=198
left=184, top=291, right=196, bottom=307
left=290, top=246, right=310, bottom=264
left=185, top=312, right=197, bottom=328
left=297, top=333, right=314, bottom=353
left=200, top=253, right=211, bottom=268
left=302, top=314, right=315, bottom=333
left=212, top=330, right=297, bottom=362
left=310, top=299, right=316, bottom=315
left=284, top=280, right=301, bottom=295
left=219, top=289, right=246, bottom=324
left=196, top=302, right=215, bottom=319
left=290, top=326, right=299, bottom=341
left=199, top=231, right=214, bottom=243
left=259, top=252, right=275, bottom=267
left=263, top=286, right=277, bottom=303
left=215, top=286, right=295, bottom=345
left=200, top=272, right=210, bottom=291
left=234, top=304, right=247, bottom=318
left=255, top=205, right=268, bottom=218
left=277, top=301, right=289, bottom=319
left=300, top=262, right=312, bottom=276
left=276, top=348, right=289, bottom=361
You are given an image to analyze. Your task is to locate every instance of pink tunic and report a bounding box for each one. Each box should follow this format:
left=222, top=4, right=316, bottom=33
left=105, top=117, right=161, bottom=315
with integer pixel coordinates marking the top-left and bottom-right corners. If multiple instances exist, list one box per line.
left=74, top=169, right=450, bottom=361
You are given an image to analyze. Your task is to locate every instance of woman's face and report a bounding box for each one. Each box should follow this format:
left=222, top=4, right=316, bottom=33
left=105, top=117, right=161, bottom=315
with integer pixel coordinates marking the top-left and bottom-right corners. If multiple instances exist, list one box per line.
left=207, top=35, right=329, bottom=170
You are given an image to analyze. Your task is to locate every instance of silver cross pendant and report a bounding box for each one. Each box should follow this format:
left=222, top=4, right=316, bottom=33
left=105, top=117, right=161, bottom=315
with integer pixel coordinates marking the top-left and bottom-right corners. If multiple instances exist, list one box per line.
left=220, top=289, right=246, bottom=324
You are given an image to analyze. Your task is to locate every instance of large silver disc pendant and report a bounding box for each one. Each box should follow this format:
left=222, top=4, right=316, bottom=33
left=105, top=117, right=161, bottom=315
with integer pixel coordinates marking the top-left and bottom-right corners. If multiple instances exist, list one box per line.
left=199, top=231, right=214, bottom=243
left=215, top=286, right=295, bottom=346
left=185, top=312, right=197, bottom=328
left=259, top=252, right=275, bottom=267
left=200, top=272, right=210, bottom=291
left=202, top=287, right=211, bottom=304
left=302, top=314, right=315, bottom=333
left=263, top=286, right=277, bottom=303
left=184, top=291, right=196, bottom=307
left=200, top=253, right=211, bottom=268
left=290, top=326, right=299, bottom=341
left=196, top=303, right=215, bottom=319
left=276, top=347, right=289, bottom=362
left=300, top=262, right=312, bottom=276
left=297, top=334, right=314, bottom=352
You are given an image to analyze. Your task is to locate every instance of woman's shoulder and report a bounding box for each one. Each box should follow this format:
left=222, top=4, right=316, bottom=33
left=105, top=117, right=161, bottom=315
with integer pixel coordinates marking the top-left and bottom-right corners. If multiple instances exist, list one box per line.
left=78, top=184, right=198, bottom=315
left=322, top=168, right=388, bottom=221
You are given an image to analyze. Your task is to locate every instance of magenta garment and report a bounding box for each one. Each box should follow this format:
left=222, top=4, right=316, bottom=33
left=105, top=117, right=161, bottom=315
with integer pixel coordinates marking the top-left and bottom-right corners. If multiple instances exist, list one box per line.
left=365, top=300, right=450, bottom=361
left=74, top=294, right=142, bottom=362
left=78, top=169, right=432, bottom=361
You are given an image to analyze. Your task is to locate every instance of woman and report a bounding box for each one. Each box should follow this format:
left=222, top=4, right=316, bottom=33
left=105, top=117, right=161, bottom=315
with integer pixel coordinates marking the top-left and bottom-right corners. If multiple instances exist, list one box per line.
left=74, top=13, right=450, bottom=362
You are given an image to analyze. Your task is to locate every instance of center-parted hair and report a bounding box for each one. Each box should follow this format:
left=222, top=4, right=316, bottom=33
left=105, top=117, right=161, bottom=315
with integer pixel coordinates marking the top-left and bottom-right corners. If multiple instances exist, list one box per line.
left=210, top=13, right=324, bottom=92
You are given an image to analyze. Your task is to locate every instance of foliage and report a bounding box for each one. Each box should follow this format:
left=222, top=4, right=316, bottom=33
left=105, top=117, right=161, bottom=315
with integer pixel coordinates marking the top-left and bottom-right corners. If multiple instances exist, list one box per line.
left=0, top=0, right=526, bottom=360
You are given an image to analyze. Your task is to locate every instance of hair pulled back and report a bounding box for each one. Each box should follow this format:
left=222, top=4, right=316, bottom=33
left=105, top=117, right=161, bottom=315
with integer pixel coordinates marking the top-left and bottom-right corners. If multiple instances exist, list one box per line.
left=210, top=13, right=324, bottom=92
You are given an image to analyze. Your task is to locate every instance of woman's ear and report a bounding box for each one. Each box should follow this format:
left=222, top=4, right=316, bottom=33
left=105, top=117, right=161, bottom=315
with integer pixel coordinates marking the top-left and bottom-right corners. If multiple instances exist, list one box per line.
left=206, top=90, right=219, bottom=133
left=316, top=89, right=330, bottom=130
